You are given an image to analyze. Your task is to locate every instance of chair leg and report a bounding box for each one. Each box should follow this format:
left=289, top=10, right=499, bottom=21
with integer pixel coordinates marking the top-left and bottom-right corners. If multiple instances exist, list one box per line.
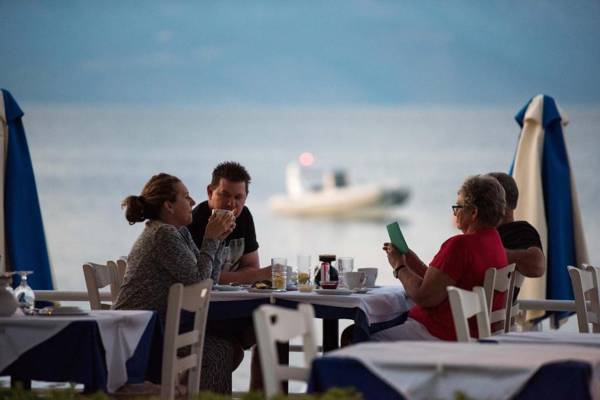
left=277, top=341, right=289, bottom=394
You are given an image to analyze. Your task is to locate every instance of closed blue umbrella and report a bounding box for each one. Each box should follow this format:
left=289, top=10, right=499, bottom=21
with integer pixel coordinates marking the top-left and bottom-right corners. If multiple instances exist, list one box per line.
left=510, top=94, right=588, bottom=319
left=1, top=89, right=54, bottom=290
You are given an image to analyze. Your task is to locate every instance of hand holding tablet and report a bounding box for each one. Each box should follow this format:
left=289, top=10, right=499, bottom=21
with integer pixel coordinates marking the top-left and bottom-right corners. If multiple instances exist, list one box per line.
left=386, top=221, right=409, bottom=254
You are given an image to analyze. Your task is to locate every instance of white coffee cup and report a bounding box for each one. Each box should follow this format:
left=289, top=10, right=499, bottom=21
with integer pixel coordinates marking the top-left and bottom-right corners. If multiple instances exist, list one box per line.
left=344, top=271, right=366, bottom=290
left=357, top=267, right=378, bottom=287
left=212, top=209, right=233, bottom=216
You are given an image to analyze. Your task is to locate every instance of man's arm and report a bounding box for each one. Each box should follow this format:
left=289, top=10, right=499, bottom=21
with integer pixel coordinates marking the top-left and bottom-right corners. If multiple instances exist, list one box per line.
left=506, top=247, right=545, bottom=278
left=218, top=250, right=272, bottom=284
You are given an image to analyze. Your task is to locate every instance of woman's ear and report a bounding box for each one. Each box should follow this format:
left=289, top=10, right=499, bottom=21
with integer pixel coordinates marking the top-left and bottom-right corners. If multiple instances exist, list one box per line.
left=163, top=200, right=175, bottom=215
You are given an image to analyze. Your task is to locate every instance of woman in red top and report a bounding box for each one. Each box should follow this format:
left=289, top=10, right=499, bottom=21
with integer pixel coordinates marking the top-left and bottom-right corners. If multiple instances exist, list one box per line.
left=374, top=175, right=508, bottom=341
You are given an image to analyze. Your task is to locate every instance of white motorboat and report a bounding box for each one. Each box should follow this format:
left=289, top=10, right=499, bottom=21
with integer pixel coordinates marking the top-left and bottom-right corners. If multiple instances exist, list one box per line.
left=269, top=161, right=409, bottom=218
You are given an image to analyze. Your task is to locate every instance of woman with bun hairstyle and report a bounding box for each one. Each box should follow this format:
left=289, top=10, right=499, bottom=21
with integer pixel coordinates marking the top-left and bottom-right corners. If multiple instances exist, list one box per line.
left=114, top=173, right=241, bottom=394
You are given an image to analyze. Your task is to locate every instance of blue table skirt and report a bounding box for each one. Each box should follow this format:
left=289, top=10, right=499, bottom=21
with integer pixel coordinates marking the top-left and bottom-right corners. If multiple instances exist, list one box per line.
left=274, top=299, right=408, bottom=342
left=208, top=298, right=270, bottom=320
left=309, top=357, right=592, bottom=400
left=2, top=313, right=161, bottom=393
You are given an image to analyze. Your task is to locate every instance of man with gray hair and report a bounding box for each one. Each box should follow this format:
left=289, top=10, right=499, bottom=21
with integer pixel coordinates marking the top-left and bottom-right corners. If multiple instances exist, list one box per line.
left=487, top=172, right=545, bottom=279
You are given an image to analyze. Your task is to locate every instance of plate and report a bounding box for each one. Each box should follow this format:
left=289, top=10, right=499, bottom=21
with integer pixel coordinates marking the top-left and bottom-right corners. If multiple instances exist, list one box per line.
left=247, top=287, right=285, bottom=293
left=352, top=288, right=371, bottom=294
left=39, top=307, right=88, bottom=316
left=214, top=285, right=244, bottom=292
left=315, top=288, right=353, bottom=296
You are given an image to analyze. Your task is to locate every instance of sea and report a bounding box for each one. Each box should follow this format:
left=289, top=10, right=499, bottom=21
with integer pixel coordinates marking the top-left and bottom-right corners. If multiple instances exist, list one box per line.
left=18, top=103, right=600, bottom=391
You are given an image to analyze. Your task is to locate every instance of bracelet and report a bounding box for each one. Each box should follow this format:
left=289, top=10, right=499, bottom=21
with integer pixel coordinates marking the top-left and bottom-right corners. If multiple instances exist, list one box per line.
left=393, top=264, right=406, bottom=279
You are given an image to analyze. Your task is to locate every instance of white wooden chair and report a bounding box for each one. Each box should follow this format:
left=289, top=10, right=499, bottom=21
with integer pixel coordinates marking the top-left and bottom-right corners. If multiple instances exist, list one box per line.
left=161, top=279, right=212, bottom=400
left=253, top=304, right=317, bottom=399
left=482, top=263, right=516, bottom=334
left=114, top=258, right=127, bottom=287
left=568, top=265, right=600, bottom=333
left=83, top=261, right=121, bottom=310
left=505, top=269, right=524, bottom=332
left=447, top=286, right=491, bottom=342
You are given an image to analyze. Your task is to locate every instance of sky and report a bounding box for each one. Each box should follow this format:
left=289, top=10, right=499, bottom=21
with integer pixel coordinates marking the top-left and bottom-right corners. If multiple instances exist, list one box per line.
left=1, top=1, right=600, bottom=106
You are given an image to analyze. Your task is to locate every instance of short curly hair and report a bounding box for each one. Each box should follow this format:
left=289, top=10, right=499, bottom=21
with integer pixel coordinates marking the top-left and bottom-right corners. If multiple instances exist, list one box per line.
left=459, top=175, right=506, bottom=227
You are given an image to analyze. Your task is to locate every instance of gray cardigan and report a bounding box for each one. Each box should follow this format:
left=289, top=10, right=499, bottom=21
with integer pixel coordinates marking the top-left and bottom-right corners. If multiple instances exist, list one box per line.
left=114, top=220, right=224, bottom=320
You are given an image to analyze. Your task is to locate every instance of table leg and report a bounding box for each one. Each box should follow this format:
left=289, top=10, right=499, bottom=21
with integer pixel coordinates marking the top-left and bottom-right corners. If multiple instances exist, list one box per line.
left=11, top=376, right=31, bottom=390
left=276, top=341, right=289, bottom=393
left=322, top=319, right=339, bottom=352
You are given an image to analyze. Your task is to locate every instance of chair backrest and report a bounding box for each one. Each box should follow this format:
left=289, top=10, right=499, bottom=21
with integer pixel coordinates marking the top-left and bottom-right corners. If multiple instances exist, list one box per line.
left=83, top=261, right=121, bottom=310
left=253, top=304, right=317, bottom=398
left=161, top=279, right=212, bottom=400
left=505, top=269, right=523, bottom=332
left=114, top=258, right=127, bottom=287
left=447, top=286, right=491, bottom=342
left=482, top=263, right=516, bottom=334
left=568, top=265, right=600, bottom=333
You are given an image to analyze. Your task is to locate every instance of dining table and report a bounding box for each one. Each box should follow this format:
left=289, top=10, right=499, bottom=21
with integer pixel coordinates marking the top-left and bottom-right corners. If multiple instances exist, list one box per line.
left=308, top=340, right=600, bottom=400
left=0, top=309, right=160, bottom=393
left=208, top=285, right=411, bottom=351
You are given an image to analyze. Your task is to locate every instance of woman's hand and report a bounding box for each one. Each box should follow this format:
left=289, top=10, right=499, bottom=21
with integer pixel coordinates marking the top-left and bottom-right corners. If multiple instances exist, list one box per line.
left=383, top=242, right=406, bottom=270
left=205, top=212, right=236, bottom=240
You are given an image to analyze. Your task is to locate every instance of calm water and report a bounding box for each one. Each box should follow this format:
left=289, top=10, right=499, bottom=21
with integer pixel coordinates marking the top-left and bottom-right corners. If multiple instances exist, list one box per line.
left=20, top=103, right=600, bottom=391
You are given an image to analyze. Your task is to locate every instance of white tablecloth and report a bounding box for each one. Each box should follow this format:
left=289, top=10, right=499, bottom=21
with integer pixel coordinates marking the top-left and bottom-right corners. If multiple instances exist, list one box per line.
left=487, top=331, right=600, bottom=347
left=327, top=341, right=600, bottom=400
left=0, top=310, right=153, bottom=392
left=211, top=285, right=410, bottom=325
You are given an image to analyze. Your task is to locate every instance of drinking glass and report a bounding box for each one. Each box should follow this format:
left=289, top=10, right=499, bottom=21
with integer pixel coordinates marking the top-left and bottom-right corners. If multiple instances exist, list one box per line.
left=296, top=254, right=312, bottom=288
left=271, top=258, right=287, bottom=290
left=337, top=257, right=354, bottom=288
left=13, top=271, right=35, bottom=311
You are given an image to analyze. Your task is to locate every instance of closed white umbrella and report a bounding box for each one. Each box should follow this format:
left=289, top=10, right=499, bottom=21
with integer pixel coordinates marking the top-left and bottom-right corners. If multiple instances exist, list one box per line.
left=511, top=94, right=588, bottom=319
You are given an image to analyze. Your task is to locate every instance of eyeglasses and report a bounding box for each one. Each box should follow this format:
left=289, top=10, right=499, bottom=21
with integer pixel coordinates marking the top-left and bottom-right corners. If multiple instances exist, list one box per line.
left=451, top=205, right=464, bottom=216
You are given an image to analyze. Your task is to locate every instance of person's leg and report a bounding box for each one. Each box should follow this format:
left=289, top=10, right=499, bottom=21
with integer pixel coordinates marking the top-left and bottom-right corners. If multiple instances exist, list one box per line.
left=199, top=335, right=243, bottom=394
left=370, top=318, right=440, bottom=341
left=207, top=317, right=262, bottom=391
left=340, top=325, right=355, bottom=347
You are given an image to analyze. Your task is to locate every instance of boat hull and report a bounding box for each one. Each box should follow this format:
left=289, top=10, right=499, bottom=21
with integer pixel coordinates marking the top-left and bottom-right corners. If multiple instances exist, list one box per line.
left=269, top=184, right=409, bottom=217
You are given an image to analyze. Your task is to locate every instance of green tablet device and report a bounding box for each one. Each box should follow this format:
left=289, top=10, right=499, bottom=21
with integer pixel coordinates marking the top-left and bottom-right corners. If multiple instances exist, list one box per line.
left=386, top=221, right=409, bottom=254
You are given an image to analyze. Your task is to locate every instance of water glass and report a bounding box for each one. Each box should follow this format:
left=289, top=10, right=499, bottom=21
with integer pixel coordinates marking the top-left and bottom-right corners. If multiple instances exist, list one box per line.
left=271, top=258, right=287, bottom=290
left=337, top=257, right=354, bottom=288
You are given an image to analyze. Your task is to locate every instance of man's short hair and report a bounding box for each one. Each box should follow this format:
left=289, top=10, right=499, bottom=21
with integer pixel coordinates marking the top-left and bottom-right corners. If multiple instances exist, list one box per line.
left=487, top=172, right=519, bottom=210
left=210, top=161, right=252, bottom=193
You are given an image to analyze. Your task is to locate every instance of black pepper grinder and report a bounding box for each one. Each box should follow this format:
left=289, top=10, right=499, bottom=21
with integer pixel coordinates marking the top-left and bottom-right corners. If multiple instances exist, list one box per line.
left=314, top=254, right=338, bottom=286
